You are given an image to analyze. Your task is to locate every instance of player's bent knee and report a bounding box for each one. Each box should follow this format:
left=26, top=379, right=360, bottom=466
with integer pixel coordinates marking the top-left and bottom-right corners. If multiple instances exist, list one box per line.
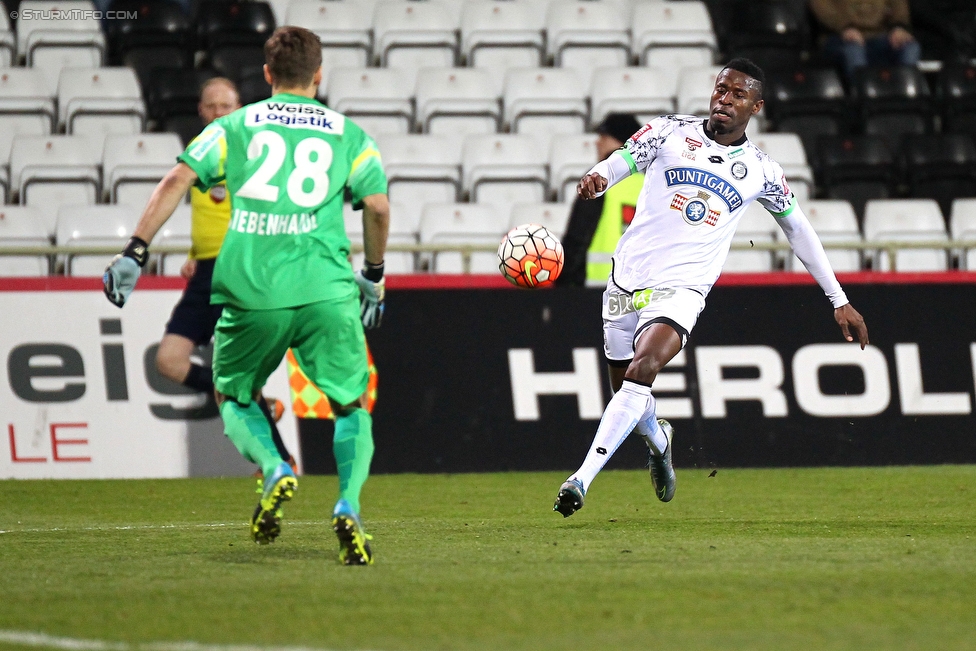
left=329, top=398, right=362, bottom=418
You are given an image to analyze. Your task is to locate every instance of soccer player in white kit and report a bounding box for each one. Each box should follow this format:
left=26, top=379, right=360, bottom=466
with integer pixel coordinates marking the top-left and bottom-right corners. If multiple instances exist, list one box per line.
left=553, top=58, right=870, bottom=517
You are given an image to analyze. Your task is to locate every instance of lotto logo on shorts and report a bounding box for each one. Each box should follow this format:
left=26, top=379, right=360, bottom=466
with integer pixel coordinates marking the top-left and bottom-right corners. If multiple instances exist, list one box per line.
left=670, top=193, right=720, bottom=226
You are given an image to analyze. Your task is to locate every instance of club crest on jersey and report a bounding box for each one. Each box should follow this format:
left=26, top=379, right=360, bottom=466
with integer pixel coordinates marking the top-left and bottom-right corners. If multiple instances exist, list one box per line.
left=664, top=167, right=744, bottom=212
left=670, top=193, right=720, bottom=226
left=209, top=185, right=227, bottom=203
left=731, top=161, right=747, bottom=180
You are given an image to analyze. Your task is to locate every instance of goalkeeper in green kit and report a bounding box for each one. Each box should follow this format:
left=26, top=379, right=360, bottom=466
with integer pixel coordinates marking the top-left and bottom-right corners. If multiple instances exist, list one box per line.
left=103, top=26, right=390, bottom=565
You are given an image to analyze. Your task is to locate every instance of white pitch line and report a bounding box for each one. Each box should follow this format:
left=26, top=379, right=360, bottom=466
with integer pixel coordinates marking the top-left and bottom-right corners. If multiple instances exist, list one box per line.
left=0, top=521, right=329, bottom=535
left=0, top=631, right=381, bottom=651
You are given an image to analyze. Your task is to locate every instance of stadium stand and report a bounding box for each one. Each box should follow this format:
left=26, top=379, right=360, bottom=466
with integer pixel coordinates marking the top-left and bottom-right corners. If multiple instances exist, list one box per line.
left=852, top=65, right=934, bottom=150
left=749, top=133, right=814, bottom=201
left=722, top=0, right=809, bottom=72
left=145, top=68, right=218, bottom=146
left=344, top=200, right=416, bottom=273
left=676, top=65, right=725, bottom=117
left=155, top=203, right=192, bottom=276
left=413, top=66, right=501, bottom=135
left=102, top=133, right=185, bottom=206
left=902, top=133, right=976, bottom=218
left=461, top=133, right=548, bottom=208
left=57, top=66, right=145, bottom=137
left=104, top=0, right=193, bottom=92
left=55, top=204, right=139, bottom=276
left=816, top=136, right=897, bottom=221
left=460, top=0, right=545, bottom=92
left=286, top=0, right=373, bottom=87
left=545, top=0, right=630, bottom=76
left=10, top=135, right=100, bottom=214
left=765, top=67, right=848, bottom=156
left=589, top=66, right=676, bottom=126
left=372, top=132, right=462, bottom=229
left=372, top=0, right=459, bottom=68
left=0, top=68, right=55, bottom=203
left=548, top=133, right=598, bottom=202
left=326, top=67, right=416, bottom=136
left=17, top=0, right=105, bottom=94
left=786, top=199, right=862, bottom=273
left=937, top=63, right=976, bottom=137
left=950, top=198, right=976, bottom=270
left=863, top=198, right=949, bottom=271
left=631, top=0, right=717, bottom=70
left=724, top=201, right=777, bottom=272
left=502, top=67, right=588, bottom=144
left=0, top=205, right=51, bottom=276
left=0, top=2, right=15, bottom=68
left=418, top=202, right=507, bottom=272
left=508, top=201, right=571, bottom=234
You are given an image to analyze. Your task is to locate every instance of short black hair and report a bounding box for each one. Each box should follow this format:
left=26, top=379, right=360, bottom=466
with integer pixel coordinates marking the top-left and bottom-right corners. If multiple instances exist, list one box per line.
left=722, top=58, right=765, bottom=100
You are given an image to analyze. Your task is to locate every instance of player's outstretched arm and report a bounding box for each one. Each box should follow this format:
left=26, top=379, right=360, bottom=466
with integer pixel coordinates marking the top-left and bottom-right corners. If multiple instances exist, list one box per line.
left=835, top=303, right=869, bottom=349
left=578, top=149, right=635, bottom=200
left=103, top=163, right=198, bottom=308
left=354, top=193, right=390, bottom=329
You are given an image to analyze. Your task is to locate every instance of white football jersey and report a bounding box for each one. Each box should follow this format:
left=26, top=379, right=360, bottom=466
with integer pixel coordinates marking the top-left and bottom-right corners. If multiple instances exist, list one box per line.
left=610, top=114, right=793, bottom=295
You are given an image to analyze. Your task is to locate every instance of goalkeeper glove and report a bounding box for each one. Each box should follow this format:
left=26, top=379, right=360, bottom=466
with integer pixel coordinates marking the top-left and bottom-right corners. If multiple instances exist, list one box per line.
left=354, top=261, right=385, bottom=329
left=103, top=236, right=149, bottom=308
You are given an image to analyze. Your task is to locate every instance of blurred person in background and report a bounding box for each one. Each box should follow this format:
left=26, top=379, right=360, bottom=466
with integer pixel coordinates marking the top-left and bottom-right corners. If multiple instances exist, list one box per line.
left=810, top=0, right=921, bottom=82
left=556, top=114, right=644, bottom=287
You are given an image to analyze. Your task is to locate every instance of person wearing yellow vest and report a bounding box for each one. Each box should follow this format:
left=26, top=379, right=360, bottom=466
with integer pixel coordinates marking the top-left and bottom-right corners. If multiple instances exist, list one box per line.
left=556, top=114, right=644, bottom=287
left=154, top=78, right=298, bottom=465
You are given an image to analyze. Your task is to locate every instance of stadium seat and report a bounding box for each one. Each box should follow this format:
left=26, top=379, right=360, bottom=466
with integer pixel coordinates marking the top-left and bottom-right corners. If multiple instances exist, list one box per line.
left=10, top=135, right=100, bottom=213
left=548, top=133, right=598, bottom=202
left=372, top=133, right=462, bottom=231
left=723, top=0, right=809, bottom=72
left=749, top=133, right=814, bottom=201
left=102, top=133, right=184, bottom=205
left=852, top=66, right=934, bottom=149
left=207, top=45, right=267, bottom=84
left=589, top=66, right=676, bottom=127
left=56, top=204, right=139, bottom=276
left=146, top=68, right=218, bottom=145
left=545, top=0, right=630, bottom=76
left=105, top=0, right=192, bottom=89
left=57, top=67, right=146, bottom=138
left=862, top=199, right=948, bottom=271
left=503, top=67, right=588, bottom=144
left=765, top=68, right=848, bottom=156
left=17, top=0, right=106, bottom=94
left=414, top=67, right=501, bottom=136
left=155, top=203, right=192, bottom=276
left=372, top=0, right=459, bottom=68
left=0, top=69, right=56, bottom=203
left=0, top=206, right=52, bottom=276
left=902, top=133, right=976, bottom=219
left=286, top=0, right=373, bottom=93
left=937, top=64, right=976, bottom=137
left=508, top=201, right=572, bottom=236
left=816, top=136, right=897, bottom=221
left=237, top=68, right=273, bottom=106
left=631, top=0, right=717, bottom=69
left=462, top=134, right=549, bottom=210
left=949, top=198, right=976, bottom=270
left=675, top=65, right=724, bottom=117
left=344, top=201, right=416, bottom=273
left=418, top=202, right=508, bottom=273
left=327, top=67, right=416, bottom=136
left=0, top=3, right=15, bottom=67
left=725, top=202, right=777, bottom=272
left=786, top=199, right=862, bottom=273
left=196, top=1, right=276, bottom=50
left=460, top=0, right=545, bottom=92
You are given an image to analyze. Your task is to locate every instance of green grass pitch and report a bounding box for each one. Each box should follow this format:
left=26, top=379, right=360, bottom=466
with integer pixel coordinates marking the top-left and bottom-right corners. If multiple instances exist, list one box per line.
left=1, top=466, right=975, bottom=651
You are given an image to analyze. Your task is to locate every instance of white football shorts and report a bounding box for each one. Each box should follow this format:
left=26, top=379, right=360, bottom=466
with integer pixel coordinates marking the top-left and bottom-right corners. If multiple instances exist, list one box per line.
left=602, top=279, right=706, bottom=365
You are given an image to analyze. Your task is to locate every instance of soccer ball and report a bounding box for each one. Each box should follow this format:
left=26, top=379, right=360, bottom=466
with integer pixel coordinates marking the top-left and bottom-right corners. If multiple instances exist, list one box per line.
left=497, top=223, right=564, bottom=288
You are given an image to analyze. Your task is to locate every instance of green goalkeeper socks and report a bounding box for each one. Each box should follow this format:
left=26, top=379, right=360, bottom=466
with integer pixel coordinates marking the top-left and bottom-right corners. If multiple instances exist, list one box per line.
left=220, top=399, right=283, bottom=478
left=333, top=408, right=374, bottom=514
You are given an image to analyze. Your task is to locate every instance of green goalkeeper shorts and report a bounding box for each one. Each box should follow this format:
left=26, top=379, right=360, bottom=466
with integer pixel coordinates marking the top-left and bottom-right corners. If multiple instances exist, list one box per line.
left=213, top=294, right=368, bottom=407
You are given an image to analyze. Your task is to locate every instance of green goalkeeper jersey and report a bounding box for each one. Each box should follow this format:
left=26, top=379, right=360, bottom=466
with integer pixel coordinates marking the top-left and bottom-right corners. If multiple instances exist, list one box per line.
left=177, top=93, right=388, bottom=310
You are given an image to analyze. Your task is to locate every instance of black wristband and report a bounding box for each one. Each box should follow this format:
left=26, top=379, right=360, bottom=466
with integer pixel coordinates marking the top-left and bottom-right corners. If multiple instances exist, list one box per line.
left=123, top=236, right=150, bottom=267
left=363, top=260, right=384, bottom=282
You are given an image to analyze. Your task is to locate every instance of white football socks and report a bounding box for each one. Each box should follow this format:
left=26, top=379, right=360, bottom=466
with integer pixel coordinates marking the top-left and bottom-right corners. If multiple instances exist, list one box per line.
left=635, top=408, right=668, bottom=456
left=571, top=380, right=655, bottom=492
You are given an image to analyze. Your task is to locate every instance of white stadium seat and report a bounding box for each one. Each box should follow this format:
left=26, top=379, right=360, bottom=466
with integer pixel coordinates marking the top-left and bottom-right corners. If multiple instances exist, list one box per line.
left=462, top=134, right=549, bottom=211
left=327, top=67, right=416, bottom=136
left=508, top=201, right=572, bottom=236
left=725, top=202, right=777, bottom=272
left=676, top=65, right=724, bottom=117
left=548, top=133, right=598, bottom=202
left=589, top=66, right=676, bottom=126
left=0, top=68, right=56, bottom=203
left=863, top=199, right=948, bottom=271
left=632, top=0, right=717, bottom=68
left=0, top=206, right=51, bottom=276
left=950, top=198, right=976, bottom=270
left=461, top=0, right=545, bottom=92
left=419, top=202, right=508, bottom=273
left=0, top=7, right=14, bottom=67
left=57, top=67, right=145, bottom=138
left=372, top=0, right=459, bottom=69
left=373, top=133, right=462, bottom=229
left=503, top=67, right=588, bottom=144
left=414, top=67, right=501, bottom=136
left=102, top=133, right=184, bottom=205
left=750, top=133, right=815, bottom=202
left=344, top=201, right=416, bottom=273
left=787, top=199, right=862, bottom=273
left=55, top=204, right=139, bottom=276
left=545, top=0, right=630, bottom=76
left=155, top=204, right=192, bottom=277
left=286, top=0, right=373, bottom=98
left=10, top=135, right=100, bottom=213
left=17, top=0, right=105, bottom=94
